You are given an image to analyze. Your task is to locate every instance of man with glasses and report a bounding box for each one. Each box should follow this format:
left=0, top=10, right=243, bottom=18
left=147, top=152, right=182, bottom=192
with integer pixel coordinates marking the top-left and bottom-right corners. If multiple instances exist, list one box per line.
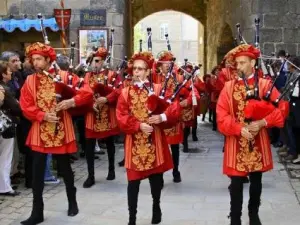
left=116, top=51, right=180, bottom=225
left=82, top=47, right=121, bottom=188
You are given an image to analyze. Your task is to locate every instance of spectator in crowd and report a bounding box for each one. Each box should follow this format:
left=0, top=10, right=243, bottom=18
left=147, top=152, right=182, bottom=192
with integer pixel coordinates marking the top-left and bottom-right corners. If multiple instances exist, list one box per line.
left=0, top=60, right=21, bottom=196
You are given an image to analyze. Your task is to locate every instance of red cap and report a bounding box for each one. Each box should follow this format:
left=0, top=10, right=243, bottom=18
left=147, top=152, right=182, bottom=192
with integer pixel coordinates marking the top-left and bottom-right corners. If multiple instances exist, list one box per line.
left=224, top=44, right=260, bottom=67
left=129, top=51, right=155, bottom=69
left=94, top=47, right=108, bottom=59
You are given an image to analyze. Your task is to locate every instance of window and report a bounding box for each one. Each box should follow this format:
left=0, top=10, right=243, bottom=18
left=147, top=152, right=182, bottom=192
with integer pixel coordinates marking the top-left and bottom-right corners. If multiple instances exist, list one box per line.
left=160, top=23, right=169, bottom=40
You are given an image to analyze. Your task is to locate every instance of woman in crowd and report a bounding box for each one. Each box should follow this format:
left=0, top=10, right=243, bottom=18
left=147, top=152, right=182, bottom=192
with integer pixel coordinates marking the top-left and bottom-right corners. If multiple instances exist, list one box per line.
left=0, top=60, right=21, bottom=196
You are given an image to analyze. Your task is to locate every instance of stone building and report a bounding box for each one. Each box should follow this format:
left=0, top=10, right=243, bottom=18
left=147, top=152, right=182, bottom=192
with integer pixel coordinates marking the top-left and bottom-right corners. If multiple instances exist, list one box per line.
left=0, top=0, right=299, bottom=72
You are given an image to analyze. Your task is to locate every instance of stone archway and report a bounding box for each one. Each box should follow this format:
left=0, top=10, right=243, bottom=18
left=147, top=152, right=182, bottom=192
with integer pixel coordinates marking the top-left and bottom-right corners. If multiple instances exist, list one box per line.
left=126, top=0, right=206, bottom=70
left=216, top=23, right=235, bottom=66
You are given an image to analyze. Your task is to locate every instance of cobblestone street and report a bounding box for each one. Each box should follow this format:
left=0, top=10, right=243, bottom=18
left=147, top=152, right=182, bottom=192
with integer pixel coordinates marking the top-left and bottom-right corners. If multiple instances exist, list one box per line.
left=1, top=121, right=300, bottom=225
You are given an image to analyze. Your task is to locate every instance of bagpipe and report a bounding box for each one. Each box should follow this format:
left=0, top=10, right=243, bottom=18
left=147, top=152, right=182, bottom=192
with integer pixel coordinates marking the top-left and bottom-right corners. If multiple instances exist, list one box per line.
left=144, top=65, right=200, bottom=115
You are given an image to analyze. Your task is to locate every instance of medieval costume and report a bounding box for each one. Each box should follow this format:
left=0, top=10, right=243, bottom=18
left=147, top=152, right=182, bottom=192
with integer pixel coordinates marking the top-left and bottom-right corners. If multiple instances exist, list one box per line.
left=116, top=51, right=180, bottom=225
left=19, top=42, right=92, bottom=225
left=216, top=44, right=288, bottom=225
left=83, top=47, right=121, bottom=188
left=153, top=51, right=183, bottom=182
left=177, top=64, right=200, bottom=152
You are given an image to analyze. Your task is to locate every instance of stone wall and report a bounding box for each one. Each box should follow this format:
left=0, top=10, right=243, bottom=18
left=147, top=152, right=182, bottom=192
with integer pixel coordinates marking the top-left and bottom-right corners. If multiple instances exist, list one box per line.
left=4, top=0, right=126, bottom=63
left=206, top=0, right=300, bottom=71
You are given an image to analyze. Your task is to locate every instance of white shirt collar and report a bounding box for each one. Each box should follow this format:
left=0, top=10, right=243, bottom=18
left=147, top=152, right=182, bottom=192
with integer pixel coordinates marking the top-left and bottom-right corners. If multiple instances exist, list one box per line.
left=238, top=74, right=254, bottom=81
left=134, top=79, right=149, bottom=88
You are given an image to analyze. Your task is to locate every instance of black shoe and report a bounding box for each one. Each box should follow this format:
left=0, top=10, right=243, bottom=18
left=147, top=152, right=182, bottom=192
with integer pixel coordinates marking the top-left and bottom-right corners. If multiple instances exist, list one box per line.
left=68, top=202, right=79, bottom=217
left=94, top=155, right=99, bottom=160
left=183, top=147, right=189, bottom=153
left=0, top=190, right=20, bottom=196
left=20, top=215, right=44, bottom=225
left=173, top=171, right=182, bottom=183
left=151, top=205, right=162, bottom=224
left=118, top=159, right=125, bottom=167
left=192, top=135, right=198, bottom=141
left=83, top=176, right=95, bottom=188
left=106, top=171, right=115, bottom=180
left=249, top=213, right=262, bottom=225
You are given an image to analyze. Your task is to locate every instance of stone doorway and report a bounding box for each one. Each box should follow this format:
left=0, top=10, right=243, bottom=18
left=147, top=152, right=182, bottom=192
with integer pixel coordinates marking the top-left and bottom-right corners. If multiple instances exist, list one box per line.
left=127, top=0, right=207, bottom=71
left=133, top=10, right=204, bottom=73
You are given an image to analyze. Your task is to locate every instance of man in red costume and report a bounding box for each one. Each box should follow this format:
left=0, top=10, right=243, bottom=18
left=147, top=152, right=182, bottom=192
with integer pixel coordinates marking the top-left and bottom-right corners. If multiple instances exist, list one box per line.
left=20, top=42, right=92, bottom=225
left=116, top=51, right=180, bottom=225
left=177, top=64, right=200, bottom=152
left=217, top=44, right=288, bottom=225
left=153, top=51, right=183, bottom=182
left=83, top=47, right=121, bottom=188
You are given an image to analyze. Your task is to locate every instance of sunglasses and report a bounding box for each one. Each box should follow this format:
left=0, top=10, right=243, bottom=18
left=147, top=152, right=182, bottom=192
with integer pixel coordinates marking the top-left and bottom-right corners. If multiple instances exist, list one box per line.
left=94, top=59, right=101, bottom=63
left=133, top=66, right=146, bottom=71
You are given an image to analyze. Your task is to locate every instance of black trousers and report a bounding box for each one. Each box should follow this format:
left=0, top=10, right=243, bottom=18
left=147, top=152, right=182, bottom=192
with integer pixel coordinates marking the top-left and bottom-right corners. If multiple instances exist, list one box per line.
left=271, top=127, right=280, bottom=144
left=183, top=127, right=190, bottom=150
left=230, top=172, right=262, bottom=221
left=192, top=117, right=198, bottom=137
left=170, top=144, right=179, bottom=172
left=212, top=109, right=217, bottom=131
left=127, top=173, right=163, bottom=219
left=85, top=136, right=115, bottom=177
left=292, top=127, right=300, bottom=155
left=74, top=117, right=86, bottom=153
left=16, top=117, right=32, bottom=187
left=31, top=151, right=76, bottom=214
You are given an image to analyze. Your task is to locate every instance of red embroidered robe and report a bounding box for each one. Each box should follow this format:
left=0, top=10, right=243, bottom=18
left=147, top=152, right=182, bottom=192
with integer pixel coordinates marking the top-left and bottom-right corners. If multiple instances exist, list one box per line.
left=116, top=84, right=180, bottom=181
left=153, top=72, right=184, bottom=144
left=216, top=77, right=288, bottom=176
left=84, top=70, right=121, bottom=139
left=20, top=70, right=92, bottom=154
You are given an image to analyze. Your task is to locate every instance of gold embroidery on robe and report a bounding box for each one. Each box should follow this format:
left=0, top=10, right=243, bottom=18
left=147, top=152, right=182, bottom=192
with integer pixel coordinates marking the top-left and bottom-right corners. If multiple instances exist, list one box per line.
left=129, top=87, right=156, bottom=171
left=89, top=73, right=111, bottom=132
left=233, top=83, right=263, bottom=172
left=37, top=75, right=65, bottom=147
left=181, top=108, right=193, bottom=122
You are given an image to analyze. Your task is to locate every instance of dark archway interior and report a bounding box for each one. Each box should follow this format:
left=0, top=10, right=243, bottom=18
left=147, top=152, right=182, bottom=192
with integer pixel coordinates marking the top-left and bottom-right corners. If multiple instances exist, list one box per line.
left=217, top=23, right=235, bottom=65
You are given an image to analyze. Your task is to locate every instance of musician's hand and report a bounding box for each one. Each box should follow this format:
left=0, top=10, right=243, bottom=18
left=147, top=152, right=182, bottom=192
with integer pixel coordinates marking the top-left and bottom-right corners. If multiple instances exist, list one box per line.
left=95, top=97, right=107, bottom=105
left=93, top=103, right=99, bottom=113
left=180, top=99, right=188, bottom=107
left=44, top=112, right=59, bottom=123
left=247, top=120, right=266, bottom=133
left=241, top=127, right=253, bottom=141
left=149, top=115, right=163, bottom=124
left=0, top=85, right=5, bottom=103
left=140, top=123, right=153, bottom=134
left=56, top=99, right=75, bottom=111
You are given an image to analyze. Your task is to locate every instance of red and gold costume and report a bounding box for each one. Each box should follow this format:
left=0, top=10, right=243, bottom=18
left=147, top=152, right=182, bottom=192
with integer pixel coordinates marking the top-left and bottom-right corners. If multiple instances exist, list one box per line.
left=153, top=51, right=184, bottom=144
left=178, top=65, right=201, bottom=128
left=216, top=44, right=288, bottom=176
left=20, top=42, right=92, bottom=154
left=84, top=47, right=121, bottom=139
left=116, top=52, right=180, bottom=181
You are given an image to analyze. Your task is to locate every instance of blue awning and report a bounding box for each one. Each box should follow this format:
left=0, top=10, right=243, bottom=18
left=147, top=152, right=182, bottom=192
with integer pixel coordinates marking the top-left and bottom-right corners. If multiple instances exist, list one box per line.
left=0, top=18, right=59, bottom=33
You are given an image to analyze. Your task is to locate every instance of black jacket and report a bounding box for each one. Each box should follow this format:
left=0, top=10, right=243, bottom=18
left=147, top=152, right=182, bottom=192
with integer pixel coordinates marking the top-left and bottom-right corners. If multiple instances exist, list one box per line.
left=0, top=83, right=21, bottom=138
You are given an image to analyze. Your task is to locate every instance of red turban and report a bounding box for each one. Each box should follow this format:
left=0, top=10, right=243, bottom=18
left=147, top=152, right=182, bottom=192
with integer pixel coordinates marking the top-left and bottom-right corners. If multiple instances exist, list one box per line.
left=25, top=42, right=56, bottom=62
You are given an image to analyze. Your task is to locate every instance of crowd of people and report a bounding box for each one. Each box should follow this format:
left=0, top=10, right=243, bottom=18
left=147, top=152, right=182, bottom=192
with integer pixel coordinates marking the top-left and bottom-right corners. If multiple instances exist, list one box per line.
left=0, top=29, right=298, bottom=225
